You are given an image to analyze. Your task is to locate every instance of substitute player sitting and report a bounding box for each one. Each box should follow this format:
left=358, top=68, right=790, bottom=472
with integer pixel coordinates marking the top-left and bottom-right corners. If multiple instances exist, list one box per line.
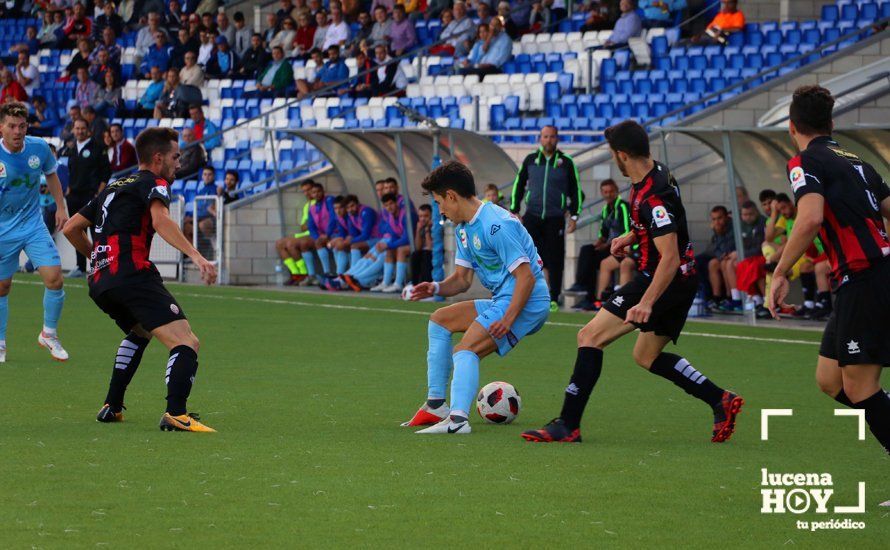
left=0, top=101, right=69, bottom=363
left=403, top=161, right=551, bottom=434
left=522, top=120, right=744, bottom=444
left=63, top=127, right=218, bottom=433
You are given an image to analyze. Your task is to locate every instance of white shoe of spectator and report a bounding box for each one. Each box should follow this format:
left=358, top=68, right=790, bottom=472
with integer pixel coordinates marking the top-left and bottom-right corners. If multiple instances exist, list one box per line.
left=382, top=283, right=403, bottom=294
left=370, top=281, right=388, bottom=292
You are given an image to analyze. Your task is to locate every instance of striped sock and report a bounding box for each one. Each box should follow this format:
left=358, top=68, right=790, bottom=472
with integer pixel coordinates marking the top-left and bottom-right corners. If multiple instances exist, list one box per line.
left=104, top=332, right=150, bottom=410
left=649, top=353, right=724, bottom=408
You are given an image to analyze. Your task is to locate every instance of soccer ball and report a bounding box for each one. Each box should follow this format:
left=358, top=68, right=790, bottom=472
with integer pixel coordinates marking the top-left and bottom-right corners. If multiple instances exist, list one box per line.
left=401, top=284, right=415, bottom=301
left=476, top=381, right=521, bottom=424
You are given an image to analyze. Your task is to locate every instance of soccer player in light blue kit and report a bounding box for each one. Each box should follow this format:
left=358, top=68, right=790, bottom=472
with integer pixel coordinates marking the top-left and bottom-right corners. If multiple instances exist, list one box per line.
left=404, top=161, right=550, bottom=434
left=0, top=101, right=70, bottom=363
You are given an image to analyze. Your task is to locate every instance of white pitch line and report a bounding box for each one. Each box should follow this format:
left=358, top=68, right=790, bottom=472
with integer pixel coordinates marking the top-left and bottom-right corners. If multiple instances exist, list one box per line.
left=16, top=279, right=820, bottom=346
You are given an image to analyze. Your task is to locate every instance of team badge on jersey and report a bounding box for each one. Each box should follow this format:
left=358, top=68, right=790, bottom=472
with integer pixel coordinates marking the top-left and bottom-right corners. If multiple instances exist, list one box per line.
left=473, top=234, right=482, bottom=250
left=28, top=155, right=40, bottom=169
left=153, top=185, right=169, bottom=198
left=459, top=228, right=468, bottom=248
left=652, top=205, right=671, bottom=228
left=0, top=162, right=6, bottom=178
left=789, top=166, right=805, bottom=192
left=82, top=149, right=90, bottom=158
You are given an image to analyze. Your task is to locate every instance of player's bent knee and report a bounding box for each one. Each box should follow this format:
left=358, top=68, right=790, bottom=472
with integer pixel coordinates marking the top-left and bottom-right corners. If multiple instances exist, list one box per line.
left=577, top=325, right=607, bottom=348
left=632, top=348, right=657, bottom=369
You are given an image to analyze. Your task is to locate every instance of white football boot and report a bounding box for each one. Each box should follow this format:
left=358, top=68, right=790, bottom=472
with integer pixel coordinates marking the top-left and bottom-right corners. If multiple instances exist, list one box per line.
left=382, top=283, right=403, bottom=294
left=369, top=281, right=388, bottom=292
left=0, top=344, right=6, bottom=363
left=38, top=331, right=69, bottom=361
left=416, top=416, right=471, bottom=435
left=400, top=402, right=450, bottom=427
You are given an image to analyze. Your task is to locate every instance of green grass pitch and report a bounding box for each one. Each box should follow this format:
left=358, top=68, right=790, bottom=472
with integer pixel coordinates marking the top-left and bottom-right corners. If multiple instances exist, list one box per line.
left=1, top=275, right=887, bottom=547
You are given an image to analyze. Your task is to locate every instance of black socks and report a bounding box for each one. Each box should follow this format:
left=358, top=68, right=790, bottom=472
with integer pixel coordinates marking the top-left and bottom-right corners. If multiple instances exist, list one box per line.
left=800, top=272, right=816, bottom=302
left=559, top=347, right=604, bottom=430
left=649, top=353, right=724, bottom=408
left=165, top=345, right=199, bottom=416
left=105, top=332, right=150, bottom=411
left=834, top=389, right=854, bottom=408
left=855, top=390, right=890, bottom=454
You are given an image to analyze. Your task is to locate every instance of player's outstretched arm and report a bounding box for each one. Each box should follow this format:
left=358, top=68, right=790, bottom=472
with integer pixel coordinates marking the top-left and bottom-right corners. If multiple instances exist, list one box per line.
left=626, top=232, right=679, bottom=325
left=62, top=213, right=93, bottom=258
left=150, top=201, right=218, bottom=285
left=769, top=194, right=823, bottom=318
left=488, top=262, right=535, bottom=339
left=411, top=265, right=474, bottom=300
left=45, top=172, right=69, bottom=230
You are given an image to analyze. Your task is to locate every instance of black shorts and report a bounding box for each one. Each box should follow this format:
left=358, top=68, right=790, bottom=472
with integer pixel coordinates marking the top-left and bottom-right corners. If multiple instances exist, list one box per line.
left=602, top=272, right=697, bottom=343
left=819, top=260, right=890, bottom=367
left=91, top=276, right=187, bottom=334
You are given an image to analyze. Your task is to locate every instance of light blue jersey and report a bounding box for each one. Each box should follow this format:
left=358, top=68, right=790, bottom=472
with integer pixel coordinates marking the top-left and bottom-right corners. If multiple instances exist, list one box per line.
left=454, top=202, right=548, bottom=300
left=0, top=136, right=58, bottom=239
left=454, top=202, right=550, bottom=356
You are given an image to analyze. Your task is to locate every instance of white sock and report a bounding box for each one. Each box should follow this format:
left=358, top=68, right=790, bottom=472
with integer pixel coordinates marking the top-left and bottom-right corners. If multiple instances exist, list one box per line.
left=0, top=339, right=5, bottom=348
left=730, top=289, right=742, bottom=300
left=750, top=294, right=764, bottom=305
left=613, top=284, right=620, bottom=290
left=42, top=326, right=57, bottom=336
left=804, top=300, right=814, bottom=308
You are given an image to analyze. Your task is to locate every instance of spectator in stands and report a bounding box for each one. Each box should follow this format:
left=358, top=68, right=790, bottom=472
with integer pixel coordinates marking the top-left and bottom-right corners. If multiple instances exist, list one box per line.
left=65, top=118, right=110, bottom=278
left=82, top=106, right=109, bottom=149
left=638, top=0, right=685, bottom=28
left=369, top=5, right=391, bottom=48
left=238, top=33, right=271, bottom=78
left=0, top=69, right=28, bottom=103
left=371, top=43, right=408, bottom=96
left=429, top=8, right=455, bottom=55
left=476, top=1, right=493, bottom=25
left=108, top=122, right=136, bottom=173
left=153, top=67, right=201, bottom=119
left=74, top=66, right=99, bottom=109
left=136, top=11, right=167, bottom=59
left=411, top=203, right=434, bottom=285
left=200, top=12, right=215, bottom=32
left=294, top=12, right=317, bottom=58
left=389, top=4, right=418, bottom=56
left=171, top=28, right=198, bottom=69
left=264, top=12, right=281, bottom=45
left=93, top=27, right=122, bottom=68
left=140, top=30, right=173, bottom=77
left=137, top=65, right=165, bottom=115
left=311, top=10, right=329, bottom=52
left=498, top=2, right=520, bottom=39
left=529, top=1, right=551, bottom=34
left=349, top=11, right=374, bottom=54
left=9, top=27, right=40, bottom=57
left=14, top=49, right=39, bottom=98
left=271, top=16, right=298, bottom=57
left=345, top=49, right=374, bottom=97
left=297, top=45, right=348, bottom=98
left=182, top=166, right=218, bottom=250
left=93, top=0, right=124, bottom=38
left=185, top=104, right=221, bottom=151
left=580, top=0, right=619, bottom=32
left=39, top=11, right=66, bottom=46
left=371, top=0, right=396, bottom=13
left=257, top=46, right=295, bottom=97
left=179, top=50, right=205, bottom=86
left=175, top=127, right=207, bottom=179
left=463, top=23, right=489, bottom=69
left=422, top=0, right=450, bottom=21
left=197, top=29, right=216, bottom=66
left=702, top=205, right=740, bottom=311
left=459, top=16, right=512, bottom=76
left=483, top=183, right=504, bottom=206
left=695, top=0, right=745, bottom=44
left=735, top=200, right=769, bottom=318
left=28, top=96, right=61, bottom=137
left=218, top=169, right=242, bottom=204
left=232, top=12, right=252, bottom=57
left=216, top=12, right=235, bottom=44
left=59, top=2, right=93, bottom=49
left=89, top=48, right=119, bottom=85
left=604, top=0, right=643, bottom=48
left=93, top=70, right=122, bottom=115
left=323, top=1, right=351, bottom=50
left=206, top=36, right=237, bottom=78
left=437, top=4, right=475, bottom=56
left=164, top=0, right=185, bottom=32
left=59, top=105, right=83, bottom=145
left=60, top=38, right=93, bottom=82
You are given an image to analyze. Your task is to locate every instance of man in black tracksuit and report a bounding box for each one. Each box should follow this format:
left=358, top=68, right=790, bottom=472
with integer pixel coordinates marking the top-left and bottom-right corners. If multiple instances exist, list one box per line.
left=510, top=126, right=582, bottom=308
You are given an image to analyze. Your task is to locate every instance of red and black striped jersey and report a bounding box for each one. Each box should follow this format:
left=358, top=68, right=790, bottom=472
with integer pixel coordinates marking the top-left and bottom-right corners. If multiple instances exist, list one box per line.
left=787, top=136, right=890, bottom=287
left=629, top=161, right=696, bottom=277
left=78, top=169, right=172, bottom=295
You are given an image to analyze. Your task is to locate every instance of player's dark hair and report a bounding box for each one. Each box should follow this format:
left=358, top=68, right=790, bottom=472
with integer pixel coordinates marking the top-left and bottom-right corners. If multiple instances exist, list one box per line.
left=203, top=165, right=215, bottom=174
left=758, top=189, right=776, bottom=202
left=225, top=169, right=239, bottom=180
left=300, top=180, right=313, bottom=188
left=789, top=85, right=834, bottom=136
left=385, top=177, right=398, bottom=185
left=419, top=203, right=432, bottom=213
left=0, top=100, right=29, bottom=122
left=604, top=120, right=650, bottom=158
left=775, top=193, right=792, bottom=204
left=333, top=195, right=345, bottom=205
left=135, top=127, right=179, bottom=163
left=421, top=160, right=476, bottom=198
left=711, top=205, right=728, bottom=216
left=600, top=178, right=618, bottom=189
left=344, top=194, right=359, bottom=205
left=312, top=182, right=324, bottom=190
left=381, top=192, right=398, bottom=203
left=741, top=200, right=758, bottom=210
left=234, top=11, right=244, bottom=22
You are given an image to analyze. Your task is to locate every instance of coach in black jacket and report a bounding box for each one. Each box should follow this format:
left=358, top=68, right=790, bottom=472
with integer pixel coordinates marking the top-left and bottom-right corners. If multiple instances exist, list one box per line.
left=65, top=118, right=111, bottom=277
left=510, top=125, right=582, bottom=307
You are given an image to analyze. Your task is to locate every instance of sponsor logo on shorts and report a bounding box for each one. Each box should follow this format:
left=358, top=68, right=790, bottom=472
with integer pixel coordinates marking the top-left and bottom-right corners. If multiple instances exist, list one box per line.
left=28, top=155, right=40, bottom=170
left=652, top=205, right=671, bottom=228
left=846, top=340, right=860, bottom=354
left=789, top=166, right=806, bottom=192
left=170, top=303, right=180, bottom=314
left=612, top=295, right=624, bottom=306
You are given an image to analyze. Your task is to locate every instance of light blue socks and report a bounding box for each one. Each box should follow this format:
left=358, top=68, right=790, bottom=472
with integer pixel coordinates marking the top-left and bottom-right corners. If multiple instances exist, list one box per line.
left=382, top=261, right=394, bottom=286
left=335, top=250, right=349, bottom=274
left=427, top=321, right=453, bottom=399
left=395, top=261, right=408, bottom=286
left=43, top=288, right=65, bottom=333
left=350, top=249, right=362, bottom=265
left=450, top=350, right=480, bottom=418
left=303, top=250, right=317, bottom=276
left=0, top=295, right=7, bottom=341
left=317, top=248, right=332, bottom=274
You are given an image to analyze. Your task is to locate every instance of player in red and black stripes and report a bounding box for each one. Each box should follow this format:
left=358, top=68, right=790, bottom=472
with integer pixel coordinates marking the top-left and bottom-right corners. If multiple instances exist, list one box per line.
left=523, top=120, right=744, bottom=444
left=769, top=85, right=890, bottom=454
left=63, top=127, right=219, bottom=433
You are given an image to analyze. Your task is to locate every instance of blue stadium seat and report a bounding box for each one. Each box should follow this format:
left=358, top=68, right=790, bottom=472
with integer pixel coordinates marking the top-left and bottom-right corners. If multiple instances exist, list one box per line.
left=841, top=4, right=859, bottom=20
left=651, top=36, right=669, bottom=57
left=860, top=2, right=878, bottom=19
left=599, top=58, right=617, bottom=81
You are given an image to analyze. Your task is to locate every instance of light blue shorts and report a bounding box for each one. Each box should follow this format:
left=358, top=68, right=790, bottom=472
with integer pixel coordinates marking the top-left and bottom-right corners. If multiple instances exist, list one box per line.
left=0, top=225, right=61, bottom=280
left=474, top=295, right=550, bottom=356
